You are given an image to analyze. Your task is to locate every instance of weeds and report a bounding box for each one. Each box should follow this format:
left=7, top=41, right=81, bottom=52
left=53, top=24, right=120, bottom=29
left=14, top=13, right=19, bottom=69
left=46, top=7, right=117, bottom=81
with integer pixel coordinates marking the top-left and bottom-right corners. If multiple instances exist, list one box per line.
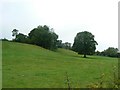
left=107, top=65, right=119, bottom=88
left=87, top=65, right=119, bottom=88
left=65, top=66, right=119, bottom=89
left=87, top=73, right=105, bottom=88
left=65, top=72, right=71, bottom=90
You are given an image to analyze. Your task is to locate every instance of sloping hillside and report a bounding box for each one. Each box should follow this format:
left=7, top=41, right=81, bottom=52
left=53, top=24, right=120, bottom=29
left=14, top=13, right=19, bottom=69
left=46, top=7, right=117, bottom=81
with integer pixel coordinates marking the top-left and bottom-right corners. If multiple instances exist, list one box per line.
left=2, top=41, right=118, bottom=88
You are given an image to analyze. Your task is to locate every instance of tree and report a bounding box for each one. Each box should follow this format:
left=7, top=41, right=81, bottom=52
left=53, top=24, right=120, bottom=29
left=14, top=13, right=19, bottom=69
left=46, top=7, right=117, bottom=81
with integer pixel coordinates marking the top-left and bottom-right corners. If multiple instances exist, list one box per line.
left=72, top=31, right=98, bottom=58
left=12, top=29, right=18, bottom=37
left=1, top=38, right=9, bottom=41
left=102, top=47, right=118, bottom=57
left=49, top=32, right=58, bottom=50
left=117, top=52, right=120, bottom=58
left=28, top=25, right=58, bottom=50
left=62, top=42, right=71, bottom=49
left=95, top=50, right=101, bottom=55
left=56, top=40, right=63, bottom=48
left=15, top=33, right=28, bottom=43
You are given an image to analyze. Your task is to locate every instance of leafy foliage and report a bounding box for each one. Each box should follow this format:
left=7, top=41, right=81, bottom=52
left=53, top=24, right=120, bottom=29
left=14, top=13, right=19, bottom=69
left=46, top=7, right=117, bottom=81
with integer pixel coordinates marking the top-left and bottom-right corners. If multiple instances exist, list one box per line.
left=28, top=25, right=58, bottom=50
left=72, top=31, right=98, bottom=58
left=56, top=40, right=72, bottom=49
left=102, top=47, right=118, bottom=57
left=0, top=38, right=9, bottom=41
left=62, top=42, right=71, bottom=49
left=15, top=33, right=28, bottom=43
left=12, top=29, right=18, bottom=37
left=56, top=40, right=63, bottom=48
left=96, top=47, right=119, bottom=58
left=12, top=25, right=58, bottom=50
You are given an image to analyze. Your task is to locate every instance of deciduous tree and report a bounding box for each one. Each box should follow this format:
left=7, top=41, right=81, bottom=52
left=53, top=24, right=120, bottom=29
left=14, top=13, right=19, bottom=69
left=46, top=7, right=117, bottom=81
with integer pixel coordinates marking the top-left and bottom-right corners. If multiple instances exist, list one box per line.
left=72, top=31, right=98, bottom=58
left=12, top=29, right=18, bottom=37
left=28, top=25, right=58, bottom=50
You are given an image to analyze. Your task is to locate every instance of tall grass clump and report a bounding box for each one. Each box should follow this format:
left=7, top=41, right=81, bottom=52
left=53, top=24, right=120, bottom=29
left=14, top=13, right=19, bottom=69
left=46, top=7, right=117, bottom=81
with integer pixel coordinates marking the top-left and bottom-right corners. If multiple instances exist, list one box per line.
left=65, top=66, right=119, bottom=89
left=87, top=65, right=119, bottom=88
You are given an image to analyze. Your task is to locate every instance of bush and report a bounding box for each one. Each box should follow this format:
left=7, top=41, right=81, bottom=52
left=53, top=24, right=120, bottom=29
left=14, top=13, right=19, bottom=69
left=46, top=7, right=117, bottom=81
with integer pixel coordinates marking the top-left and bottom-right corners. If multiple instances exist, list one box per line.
left=1, top=38, right=9, bottom=41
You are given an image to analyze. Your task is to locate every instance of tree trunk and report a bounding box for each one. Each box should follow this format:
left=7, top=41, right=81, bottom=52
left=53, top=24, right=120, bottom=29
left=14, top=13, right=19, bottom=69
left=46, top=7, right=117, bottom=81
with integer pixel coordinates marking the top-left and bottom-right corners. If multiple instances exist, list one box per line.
left=84, top=54, right=86, bottom=58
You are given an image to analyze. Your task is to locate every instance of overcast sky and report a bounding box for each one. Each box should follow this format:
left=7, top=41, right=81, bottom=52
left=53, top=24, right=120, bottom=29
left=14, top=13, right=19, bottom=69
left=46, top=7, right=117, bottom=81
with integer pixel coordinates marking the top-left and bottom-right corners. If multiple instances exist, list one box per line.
left=0, top=0, right=119, bottom=51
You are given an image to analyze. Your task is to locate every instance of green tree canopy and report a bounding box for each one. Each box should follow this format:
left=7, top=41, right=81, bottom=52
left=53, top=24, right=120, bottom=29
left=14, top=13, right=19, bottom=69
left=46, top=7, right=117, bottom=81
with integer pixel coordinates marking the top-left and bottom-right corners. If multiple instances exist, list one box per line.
left=56, top=40, right=63, bottom=48
left=15, top=33, right=28, bottom=43
left=102, top=47, right=118, bottom=57
left=62, top=42, right=71, bottom=49
left=72, top=31, right=98, bottom=58
left=12, top=29, right=18, bottom=37
left=28, top=25, right=58, bottom=50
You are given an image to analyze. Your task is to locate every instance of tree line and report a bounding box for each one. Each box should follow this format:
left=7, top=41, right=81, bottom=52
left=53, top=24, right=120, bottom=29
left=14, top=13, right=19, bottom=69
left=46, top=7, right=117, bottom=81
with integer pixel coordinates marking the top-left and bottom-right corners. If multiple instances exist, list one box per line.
left=95, top=47, right=120, bottom=58
left=12, top=25, right=72, bottom=50
left=1, top=24, right=119, bottom=58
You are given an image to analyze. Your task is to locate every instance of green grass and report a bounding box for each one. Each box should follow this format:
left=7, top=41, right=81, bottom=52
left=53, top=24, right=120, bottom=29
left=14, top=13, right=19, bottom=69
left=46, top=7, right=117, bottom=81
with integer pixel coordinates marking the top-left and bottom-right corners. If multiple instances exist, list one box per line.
left=2, top=41, right=118, bottom=88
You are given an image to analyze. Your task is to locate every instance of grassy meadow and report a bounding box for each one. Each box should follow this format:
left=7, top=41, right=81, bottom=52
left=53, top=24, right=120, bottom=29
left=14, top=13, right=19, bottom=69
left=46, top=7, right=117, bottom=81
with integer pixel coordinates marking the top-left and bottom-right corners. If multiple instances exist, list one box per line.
left=2, top=41, right=118, bottom=88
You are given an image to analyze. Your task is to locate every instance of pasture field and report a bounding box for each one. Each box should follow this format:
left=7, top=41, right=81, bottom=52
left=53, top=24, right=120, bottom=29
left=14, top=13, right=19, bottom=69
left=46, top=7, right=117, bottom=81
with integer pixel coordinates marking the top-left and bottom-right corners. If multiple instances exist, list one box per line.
left=2, top=41, right=118, bottom=88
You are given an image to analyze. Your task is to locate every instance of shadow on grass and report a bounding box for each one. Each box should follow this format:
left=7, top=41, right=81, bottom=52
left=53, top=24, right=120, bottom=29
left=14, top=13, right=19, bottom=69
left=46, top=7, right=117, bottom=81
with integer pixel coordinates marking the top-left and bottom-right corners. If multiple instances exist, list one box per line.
left=72, top=55, right=98, bottom=60
left=85, top=56, right=99, bottom=60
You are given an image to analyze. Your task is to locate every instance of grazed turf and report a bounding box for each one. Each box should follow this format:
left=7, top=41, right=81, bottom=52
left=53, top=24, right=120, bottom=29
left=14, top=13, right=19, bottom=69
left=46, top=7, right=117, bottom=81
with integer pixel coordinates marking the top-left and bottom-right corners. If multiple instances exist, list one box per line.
left=2, top=41, right=118, bottom=88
